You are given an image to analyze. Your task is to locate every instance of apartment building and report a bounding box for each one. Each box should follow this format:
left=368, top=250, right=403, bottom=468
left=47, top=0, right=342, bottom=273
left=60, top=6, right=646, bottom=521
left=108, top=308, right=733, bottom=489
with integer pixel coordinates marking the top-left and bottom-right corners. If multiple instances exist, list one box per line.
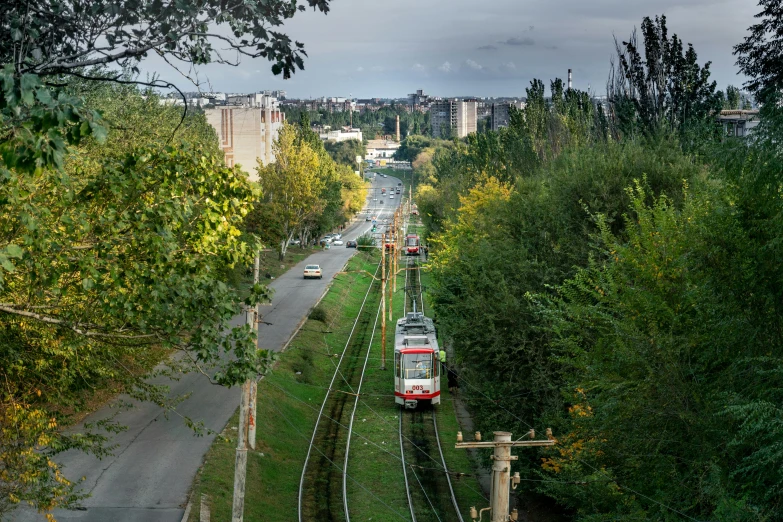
left=430, top=99, right=477, bottom=138
left=204, top=94, right=285, bottom=181
left=490, top=100, right=526, bottom=131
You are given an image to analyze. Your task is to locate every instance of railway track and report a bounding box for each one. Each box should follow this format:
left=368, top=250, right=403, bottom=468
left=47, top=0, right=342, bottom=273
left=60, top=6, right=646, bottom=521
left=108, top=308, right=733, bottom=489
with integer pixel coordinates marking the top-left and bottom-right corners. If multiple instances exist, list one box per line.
left=298, top=261, right=383, bottom=522
left=399, top=256, right=464, bottom=522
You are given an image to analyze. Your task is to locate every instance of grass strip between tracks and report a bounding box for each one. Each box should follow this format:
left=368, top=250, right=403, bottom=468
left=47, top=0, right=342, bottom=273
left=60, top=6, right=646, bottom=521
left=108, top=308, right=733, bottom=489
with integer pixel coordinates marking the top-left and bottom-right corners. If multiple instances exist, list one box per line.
left=187, top=250, right=380, bottom=522
left=187, top=247, right=485, bottom=521
left=345, top=256, right=486, bottom=521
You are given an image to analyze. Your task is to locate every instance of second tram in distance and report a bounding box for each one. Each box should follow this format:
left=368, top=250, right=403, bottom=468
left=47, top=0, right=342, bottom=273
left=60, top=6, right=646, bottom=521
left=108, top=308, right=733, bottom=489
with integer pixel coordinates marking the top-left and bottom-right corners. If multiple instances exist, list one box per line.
left=394, top=308, right=441, bottom=409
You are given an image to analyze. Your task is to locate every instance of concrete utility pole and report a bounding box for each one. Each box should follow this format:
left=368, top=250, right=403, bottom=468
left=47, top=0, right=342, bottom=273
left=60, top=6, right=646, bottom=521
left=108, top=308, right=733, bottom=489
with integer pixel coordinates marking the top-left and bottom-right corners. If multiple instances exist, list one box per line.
left=457, top=430, right=555, bottom=522
left=380, top=231, right=387, bottom=370
left=232, top=252, right=261, bottom=522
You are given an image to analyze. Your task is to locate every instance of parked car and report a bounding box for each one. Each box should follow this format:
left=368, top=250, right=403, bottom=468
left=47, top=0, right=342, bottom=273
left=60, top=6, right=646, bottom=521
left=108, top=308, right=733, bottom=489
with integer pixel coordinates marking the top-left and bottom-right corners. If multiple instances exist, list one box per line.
left=397, top=182, right=402, bottom=186
left=389, top=195, right=394, bottom=199
left=346, top=240, right=357, bottom=248
left=365, top=216, right=372, bottom=221
left=320, top=236, right=332, bottom=244
left=303, top=265, right=322, bottom=279
left=332, top=239, right=344, bottom=246
left=332, top=233, right=342, bottom=240
left=380, top=200, right=384, bottom=204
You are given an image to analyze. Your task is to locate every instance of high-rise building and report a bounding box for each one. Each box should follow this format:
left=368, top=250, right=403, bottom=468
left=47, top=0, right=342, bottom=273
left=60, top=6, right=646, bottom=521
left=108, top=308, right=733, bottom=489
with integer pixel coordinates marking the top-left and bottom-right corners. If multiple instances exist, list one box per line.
left=490, top=101, right=526, bottom=131
left=408, top=89, right=430, bottom=107
left=204, top=94, right=285, bottom=181
left=430, top=99, right=477, bottom=138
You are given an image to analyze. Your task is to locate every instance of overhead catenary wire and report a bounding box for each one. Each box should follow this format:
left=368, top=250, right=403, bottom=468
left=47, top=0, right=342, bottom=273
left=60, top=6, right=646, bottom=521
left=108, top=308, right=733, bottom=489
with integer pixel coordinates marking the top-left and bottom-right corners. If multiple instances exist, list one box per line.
left=343, top=286, right=383, bottom=522
left=270, top=401, right=411, bottom=522
left=297, top=259, right=381, bottom=522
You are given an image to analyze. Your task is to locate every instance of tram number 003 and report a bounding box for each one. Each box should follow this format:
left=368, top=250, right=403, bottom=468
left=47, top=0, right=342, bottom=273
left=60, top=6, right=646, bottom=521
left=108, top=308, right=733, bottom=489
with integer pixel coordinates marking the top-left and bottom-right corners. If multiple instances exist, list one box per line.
left=411, top=385, right=424, bottom=391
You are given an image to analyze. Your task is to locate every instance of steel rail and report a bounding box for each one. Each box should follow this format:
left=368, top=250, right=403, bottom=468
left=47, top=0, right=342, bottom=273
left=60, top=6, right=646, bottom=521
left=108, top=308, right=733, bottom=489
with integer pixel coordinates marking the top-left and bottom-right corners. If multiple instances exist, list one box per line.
left=343, top=297, right=384, bottom=522
left=399, top=412, right=418, bottom=522
left=432, top=411, right=465, bottom=522
left=298, top=260, right=382, bottom=522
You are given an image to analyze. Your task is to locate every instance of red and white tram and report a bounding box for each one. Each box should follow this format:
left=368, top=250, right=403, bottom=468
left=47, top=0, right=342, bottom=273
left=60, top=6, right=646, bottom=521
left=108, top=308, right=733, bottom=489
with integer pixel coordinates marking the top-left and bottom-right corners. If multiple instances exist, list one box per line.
left=405, top=234, right=420, bottom=256
left=394, top=310, right=441, bottom=409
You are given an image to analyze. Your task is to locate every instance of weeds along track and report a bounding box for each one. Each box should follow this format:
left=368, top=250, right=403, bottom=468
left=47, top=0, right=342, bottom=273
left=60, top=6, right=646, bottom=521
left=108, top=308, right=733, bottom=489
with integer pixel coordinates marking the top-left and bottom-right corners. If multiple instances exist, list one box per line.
left=399, top=256, right=464, bottom=522
left=298, top=260, right=382, bottom=522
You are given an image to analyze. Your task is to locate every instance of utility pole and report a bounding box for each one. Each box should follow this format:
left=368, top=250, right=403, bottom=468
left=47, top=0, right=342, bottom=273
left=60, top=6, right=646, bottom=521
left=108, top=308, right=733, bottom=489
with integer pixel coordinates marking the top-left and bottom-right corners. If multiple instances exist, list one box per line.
left=457, top=430, right=555, bottom=522
left=380, top=231, right=387, bottom=370
left=232, top=252, right=261, bottom=522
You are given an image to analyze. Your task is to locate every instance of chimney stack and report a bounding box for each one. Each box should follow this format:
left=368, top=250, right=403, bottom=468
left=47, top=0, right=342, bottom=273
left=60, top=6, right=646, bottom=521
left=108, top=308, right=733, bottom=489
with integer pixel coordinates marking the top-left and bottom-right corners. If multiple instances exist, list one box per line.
left=396, top=115, right=401, bottom=141
left=568, top=69, right=572, bottom=90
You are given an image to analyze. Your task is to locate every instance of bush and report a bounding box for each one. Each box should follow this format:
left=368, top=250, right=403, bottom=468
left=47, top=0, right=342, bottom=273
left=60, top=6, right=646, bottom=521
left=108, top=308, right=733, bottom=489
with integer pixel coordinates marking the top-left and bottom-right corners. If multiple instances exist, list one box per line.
left=356, top=233, right=376, bottom=248
left=308, top=305, right=328, bottom=323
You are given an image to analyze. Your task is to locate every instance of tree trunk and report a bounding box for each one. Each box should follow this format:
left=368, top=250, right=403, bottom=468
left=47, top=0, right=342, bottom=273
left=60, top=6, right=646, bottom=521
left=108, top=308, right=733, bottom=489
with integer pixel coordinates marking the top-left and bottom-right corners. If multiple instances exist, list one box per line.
left=279, top=239, right=287, bottom=261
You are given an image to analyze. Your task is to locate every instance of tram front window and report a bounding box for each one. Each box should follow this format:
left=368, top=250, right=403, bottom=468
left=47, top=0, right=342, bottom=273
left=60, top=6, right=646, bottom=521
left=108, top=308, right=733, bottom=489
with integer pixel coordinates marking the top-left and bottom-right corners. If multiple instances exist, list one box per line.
left=404, top=353, right=433, bottom=379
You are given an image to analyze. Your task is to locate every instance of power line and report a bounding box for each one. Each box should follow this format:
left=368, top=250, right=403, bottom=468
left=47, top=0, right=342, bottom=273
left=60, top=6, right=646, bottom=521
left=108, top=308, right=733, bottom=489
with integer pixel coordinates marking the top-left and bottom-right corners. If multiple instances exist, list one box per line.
left=270, top=401, right=411, bottom=522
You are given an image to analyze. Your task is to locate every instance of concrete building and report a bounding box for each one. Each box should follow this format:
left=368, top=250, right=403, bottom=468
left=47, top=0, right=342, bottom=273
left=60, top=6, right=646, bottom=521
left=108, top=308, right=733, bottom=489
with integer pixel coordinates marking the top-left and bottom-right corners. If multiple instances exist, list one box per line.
left=205, top=95, right=285, bottom=181
left=718, top=109, right=760, bottom=137
left=430, top=99, right=478, bottom=138
left=408, top=89, right=430, bottom=107
left=366, top=139, right=400, bottom=160
left=320, top=128, right=363, bottom=142
left=491, top=101, right=526, bottom=131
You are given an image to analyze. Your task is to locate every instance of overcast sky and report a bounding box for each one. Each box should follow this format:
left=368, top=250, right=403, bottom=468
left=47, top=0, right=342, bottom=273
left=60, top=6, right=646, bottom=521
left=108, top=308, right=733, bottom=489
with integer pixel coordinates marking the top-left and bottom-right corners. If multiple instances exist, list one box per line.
left=151, top=0, right=759, bottom=99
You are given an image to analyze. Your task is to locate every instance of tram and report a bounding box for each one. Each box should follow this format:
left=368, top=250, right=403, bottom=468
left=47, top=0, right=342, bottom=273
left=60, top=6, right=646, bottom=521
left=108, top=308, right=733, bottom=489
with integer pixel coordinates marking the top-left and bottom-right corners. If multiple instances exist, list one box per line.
left=405, top=234, right=420, bottom=256
left=394, top=306, right=441, bottom=409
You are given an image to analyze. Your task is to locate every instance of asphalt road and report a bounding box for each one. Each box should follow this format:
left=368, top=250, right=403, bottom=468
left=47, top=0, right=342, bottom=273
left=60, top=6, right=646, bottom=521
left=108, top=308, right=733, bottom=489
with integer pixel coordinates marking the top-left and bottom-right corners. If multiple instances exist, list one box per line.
left=12, top=174, right=404, bottom=522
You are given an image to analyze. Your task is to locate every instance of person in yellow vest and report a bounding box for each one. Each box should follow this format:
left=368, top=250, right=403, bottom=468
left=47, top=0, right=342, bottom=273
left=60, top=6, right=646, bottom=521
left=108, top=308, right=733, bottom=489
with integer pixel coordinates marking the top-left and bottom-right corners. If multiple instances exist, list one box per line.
left=439, top=349, right=446, bottom=376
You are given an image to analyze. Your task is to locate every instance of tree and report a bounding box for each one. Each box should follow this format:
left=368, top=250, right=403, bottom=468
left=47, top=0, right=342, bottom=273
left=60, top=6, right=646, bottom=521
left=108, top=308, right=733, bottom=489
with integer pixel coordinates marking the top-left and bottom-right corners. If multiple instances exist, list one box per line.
left=1, top=0, right=331, bottom=81
left=0, top=83, right=265, bottom=517
left=323, top=139, right=365, bottom=167
left=725, top=85, right=742, bottom=109
left=256, top=124, right=326, bottom=259
left=735, top=0, right=783, bottom=100
left=608, top=15, right=722, bottom=145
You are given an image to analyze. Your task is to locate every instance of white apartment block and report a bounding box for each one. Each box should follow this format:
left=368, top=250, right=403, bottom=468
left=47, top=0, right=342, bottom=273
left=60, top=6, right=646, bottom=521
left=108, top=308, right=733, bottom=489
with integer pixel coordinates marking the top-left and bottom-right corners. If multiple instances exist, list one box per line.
left=430, top=99, right=477, bottom=138
left=205, top=94, right=285, bottom=181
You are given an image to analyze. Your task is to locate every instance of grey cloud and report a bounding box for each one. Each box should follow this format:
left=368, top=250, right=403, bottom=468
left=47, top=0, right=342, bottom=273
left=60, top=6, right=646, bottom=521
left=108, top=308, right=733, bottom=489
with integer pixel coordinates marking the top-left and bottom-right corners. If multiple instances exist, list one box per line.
left=501, top=37, right=535, bottom=46
left=478, top=44, right=498, bottom=51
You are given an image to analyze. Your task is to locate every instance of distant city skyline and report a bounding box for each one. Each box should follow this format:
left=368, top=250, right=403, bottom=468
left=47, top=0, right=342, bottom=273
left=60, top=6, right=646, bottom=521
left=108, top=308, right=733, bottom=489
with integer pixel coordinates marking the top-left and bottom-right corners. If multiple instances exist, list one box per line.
left=144, top=0, right=758, bottom=99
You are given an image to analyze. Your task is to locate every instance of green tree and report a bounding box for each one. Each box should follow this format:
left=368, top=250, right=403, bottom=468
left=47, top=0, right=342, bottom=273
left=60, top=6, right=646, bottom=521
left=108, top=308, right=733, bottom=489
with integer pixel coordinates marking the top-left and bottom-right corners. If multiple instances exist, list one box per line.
left=608, top=15, right=722, bottom=146
left=724, top=84, right=741, bottom=109
left=323, top=139, right=365, bottom=167
left=255, top=124, right=326, bottom=258
left=735, top=0, right=783, bottom=101
left=0, top=83, right=265, bottom=517
left=2, top=0, right=331, bottom=80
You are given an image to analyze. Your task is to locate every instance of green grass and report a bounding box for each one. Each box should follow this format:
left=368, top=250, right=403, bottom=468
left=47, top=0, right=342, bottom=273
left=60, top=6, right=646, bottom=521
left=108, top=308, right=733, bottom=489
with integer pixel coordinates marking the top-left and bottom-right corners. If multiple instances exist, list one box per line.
left=187, top=245, right=485, bottom=521
left=188, top=250, right=381, bottom=522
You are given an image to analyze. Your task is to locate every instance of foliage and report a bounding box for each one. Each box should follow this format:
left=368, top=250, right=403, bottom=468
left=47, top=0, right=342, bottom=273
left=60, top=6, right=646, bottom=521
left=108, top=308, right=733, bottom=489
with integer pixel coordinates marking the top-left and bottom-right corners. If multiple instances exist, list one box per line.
left=250, top=123, right=368, bottom=256
left=255, top=123, right=326, bottom=258
left=2, top=0, right=330, bottom=80
left=735, top=0, right=783, bottom=100
left=282, top=104, right=429, bottom=140
left=324, top=139, right=365, bottom=167
left=608, top=15, right=722, bottom=146
left=0, top=82, right=266, bottom=516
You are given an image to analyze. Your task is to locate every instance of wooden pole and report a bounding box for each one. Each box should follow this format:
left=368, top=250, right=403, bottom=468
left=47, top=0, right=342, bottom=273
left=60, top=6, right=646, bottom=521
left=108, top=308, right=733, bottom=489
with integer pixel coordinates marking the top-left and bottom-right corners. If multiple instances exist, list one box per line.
left=381, top=231, right=387, bottom=370
left=457, top=430, right=555, bottom=522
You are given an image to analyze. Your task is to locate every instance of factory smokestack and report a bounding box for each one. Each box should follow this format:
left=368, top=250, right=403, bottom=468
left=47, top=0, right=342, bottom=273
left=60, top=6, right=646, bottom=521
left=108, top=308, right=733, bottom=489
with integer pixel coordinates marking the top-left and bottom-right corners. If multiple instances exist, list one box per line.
left=396, top=115, right=400, bottom=142
left=568, top=69, right=572, bottom=90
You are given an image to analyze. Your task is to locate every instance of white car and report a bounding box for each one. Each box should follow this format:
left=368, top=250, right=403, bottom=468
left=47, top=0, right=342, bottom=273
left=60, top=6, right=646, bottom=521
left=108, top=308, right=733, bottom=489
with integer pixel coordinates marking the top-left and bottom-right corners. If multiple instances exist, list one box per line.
left=321, top=236, right=332, bottom=244
left=303, top=265, right=322, bottom=279
left=332, top=239, right=344, bottom=246
left=389, top=195, right=394, bottom=199
left=332, top=233, right=342, bottom=240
